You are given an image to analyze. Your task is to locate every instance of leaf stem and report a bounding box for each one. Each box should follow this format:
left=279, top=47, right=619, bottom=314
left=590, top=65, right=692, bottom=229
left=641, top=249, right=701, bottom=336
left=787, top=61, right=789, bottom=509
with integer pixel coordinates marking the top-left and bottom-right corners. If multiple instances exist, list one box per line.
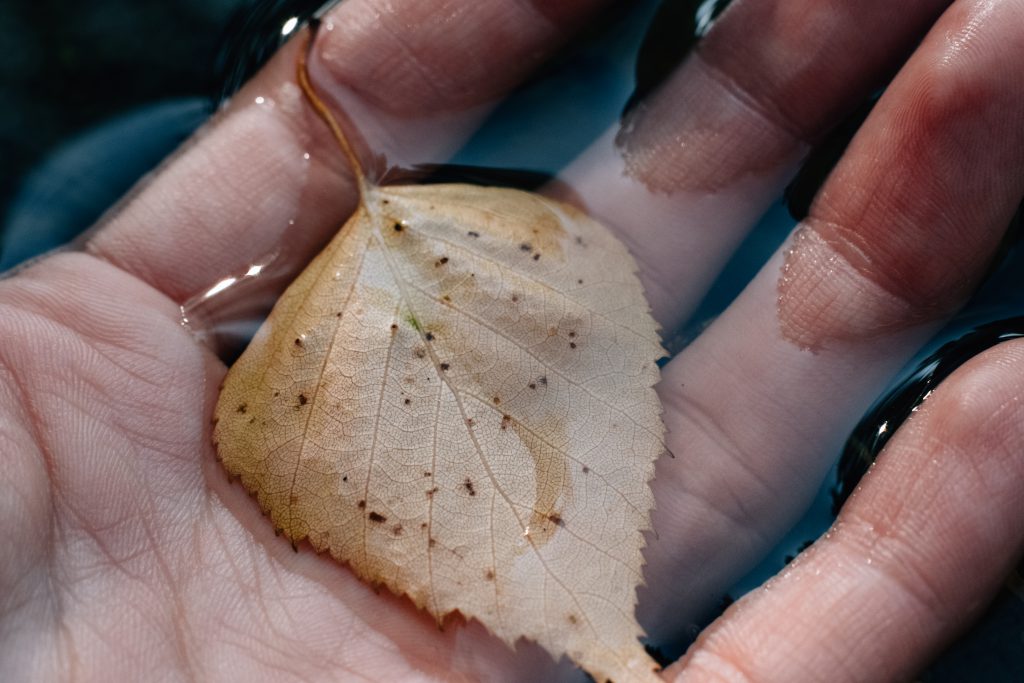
left=297, top=19, right=369, bottom=199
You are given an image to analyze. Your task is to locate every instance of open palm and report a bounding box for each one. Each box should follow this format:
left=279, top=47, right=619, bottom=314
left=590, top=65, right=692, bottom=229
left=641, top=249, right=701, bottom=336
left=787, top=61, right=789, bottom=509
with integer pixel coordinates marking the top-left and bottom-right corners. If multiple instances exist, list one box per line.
left=4, top=1, right=1024, bottom=681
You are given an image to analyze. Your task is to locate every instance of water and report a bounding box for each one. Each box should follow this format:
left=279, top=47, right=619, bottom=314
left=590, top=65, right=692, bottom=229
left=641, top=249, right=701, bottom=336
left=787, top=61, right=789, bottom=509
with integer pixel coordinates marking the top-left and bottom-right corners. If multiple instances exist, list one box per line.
left=2, top=0, right=1021, bottom=678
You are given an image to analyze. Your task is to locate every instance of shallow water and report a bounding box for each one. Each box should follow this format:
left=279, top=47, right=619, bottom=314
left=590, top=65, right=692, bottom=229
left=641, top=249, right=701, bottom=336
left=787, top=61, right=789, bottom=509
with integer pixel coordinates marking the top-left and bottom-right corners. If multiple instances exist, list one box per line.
left=2, top=0, right=1022, bottom=677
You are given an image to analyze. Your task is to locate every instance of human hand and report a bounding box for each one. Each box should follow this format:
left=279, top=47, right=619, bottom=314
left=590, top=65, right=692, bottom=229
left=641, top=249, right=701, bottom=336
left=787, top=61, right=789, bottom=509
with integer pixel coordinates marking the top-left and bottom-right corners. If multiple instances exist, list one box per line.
left=2, top=1, right=1023, bottom=681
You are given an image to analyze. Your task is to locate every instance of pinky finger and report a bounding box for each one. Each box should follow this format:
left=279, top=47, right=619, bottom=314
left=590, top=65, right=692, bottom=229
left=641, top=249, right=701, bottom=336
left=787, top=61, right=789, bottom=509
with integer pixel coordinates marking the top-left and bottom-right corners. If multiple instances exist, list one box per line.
left=665, top=339, right=1024, bottom=683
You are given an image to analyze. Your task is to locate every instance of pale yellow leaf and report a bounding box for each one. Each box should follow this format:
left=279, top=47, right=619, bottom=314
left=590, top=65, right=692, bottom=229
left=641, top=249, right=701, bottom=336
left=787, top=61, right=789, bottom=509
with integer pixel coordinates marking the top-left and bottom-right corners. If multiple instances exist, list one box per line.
left=213, top=31, right=666, bottom=683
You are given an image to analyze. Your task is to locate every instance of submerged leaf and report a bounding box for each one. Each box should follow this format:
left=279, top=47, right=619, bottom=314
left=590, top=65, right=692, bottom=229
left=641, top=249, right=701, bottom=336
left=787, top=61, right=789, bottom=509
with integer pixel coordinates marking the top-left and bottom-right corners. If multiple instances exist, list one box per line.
left=213, top=28, right=665, bottom=683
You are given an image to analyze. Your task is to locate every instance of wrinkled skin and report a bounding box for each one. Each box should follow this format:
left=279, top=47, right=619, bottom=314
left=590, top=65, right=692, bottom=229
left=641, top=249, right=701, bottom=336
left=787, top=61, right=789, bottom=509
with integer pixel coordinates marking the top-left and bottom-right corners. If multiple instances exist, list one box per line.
left=3, top=1, right=1024, bottom=681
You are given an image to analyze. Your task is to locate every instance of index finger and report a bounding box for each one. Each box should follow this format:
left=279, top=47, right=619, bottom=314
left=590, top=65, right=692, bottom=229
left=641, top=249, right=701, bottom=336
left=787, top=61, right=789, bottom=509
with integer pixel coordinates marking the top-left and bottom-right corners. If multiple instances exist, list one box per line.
left=85, top=0, right=610, bottom=304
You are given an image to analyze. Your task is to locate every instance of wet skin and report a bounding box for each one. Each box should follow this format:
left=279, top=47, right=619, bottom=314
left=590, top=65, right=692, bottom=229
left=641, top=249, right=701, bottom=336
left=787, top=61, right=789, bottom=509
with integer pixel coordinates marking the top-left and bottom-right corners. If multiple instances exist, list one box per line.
left=3, top=0, right=1024, bottom=680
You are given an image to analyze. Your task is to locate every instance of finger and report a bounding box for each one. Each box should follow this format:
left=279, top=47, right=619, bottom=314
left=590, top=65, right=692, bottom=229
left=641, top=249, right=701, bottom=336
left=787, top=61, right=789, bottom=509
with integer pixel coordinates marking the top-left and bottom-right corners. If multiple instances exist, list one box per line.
left=560, top=0, right=952, bottom=333
left=665, top=338, right=1024, bottom=682
left=85, top=0, right=610, bottom=305
left=642, top=0, right=1024, bottom=643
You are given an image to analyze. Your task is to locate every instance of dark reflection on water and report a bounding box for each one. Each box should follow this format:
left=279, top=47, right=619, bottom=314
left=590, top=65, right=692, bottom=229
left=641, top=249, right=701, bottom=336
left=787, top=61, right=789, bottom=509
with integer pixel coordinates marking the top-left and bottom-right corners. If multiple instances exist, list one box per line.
left=835, top=315, right=1024, bottom=514
left=624, top=0, right=733, bottom=115
left=215, top=0, right=342, bottom=102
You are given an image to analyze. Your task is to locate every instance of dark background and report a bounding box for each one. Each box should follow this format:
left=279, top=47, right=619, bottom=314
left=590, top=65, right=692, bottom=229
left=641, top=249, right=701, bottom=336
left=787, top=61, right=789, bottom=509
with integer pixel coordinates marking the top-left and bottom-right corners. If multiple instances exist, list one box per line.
left=0, top=0, right=242, bottom=217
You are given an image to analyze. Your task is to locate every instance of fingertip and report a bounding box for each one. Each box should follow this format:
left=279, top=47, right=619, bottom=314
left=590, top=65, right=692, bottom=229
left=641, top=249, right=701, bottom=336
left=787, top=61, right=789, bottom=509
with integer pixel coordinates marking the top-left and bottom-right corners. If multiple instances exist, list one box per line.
left=665, top=338, right=1024, bottom=683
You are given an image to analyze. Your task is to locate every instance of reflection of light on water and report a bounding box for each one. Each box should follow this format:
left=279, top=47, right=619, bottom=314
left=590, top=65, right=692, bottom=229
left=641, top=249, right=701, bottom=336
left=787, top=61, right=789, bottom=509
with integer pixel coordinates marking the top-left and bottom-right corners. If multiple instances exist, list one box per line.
left=204, top=277, right=237, bottom=300
left=281, top=17, right=299, bottom=37
left=254, top=96, right=265, bottom=105
left=694, top=1, right=719, bottom=35
left=876, top=421, right=888, bottom=437
left=179, top=261, right=273, bottom=337
left=201, top=263, right=266, bottom=301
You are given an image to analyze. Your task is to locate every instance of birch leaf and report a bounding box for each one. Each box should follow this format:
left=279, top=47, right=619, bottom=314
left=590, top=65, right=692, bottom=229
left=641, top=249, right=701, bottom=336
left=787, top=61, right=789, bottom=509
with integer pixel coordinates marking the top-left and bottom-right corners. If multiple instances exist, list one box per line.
left=213, top=28, right=665, bottom=683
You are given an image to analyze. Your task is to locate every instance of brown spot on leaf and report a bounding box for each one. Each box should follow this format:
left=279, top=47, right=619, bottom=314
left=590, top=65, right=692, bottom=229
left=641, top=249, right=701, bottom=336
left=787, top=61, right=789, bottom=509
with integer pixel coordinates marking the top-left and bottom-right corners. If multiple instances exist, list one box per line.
left=294, top=337, right=304, bottom=347
left=582, top=466, right=590, bottom=474
left=532, top=253, right=541, bottom=261
left=404, top=398, right=412, bottom=405
left=467, top=230, right=480, bottom=238
left=570, top=342, right=577, bottom=349
left=568, top=614, right=579, bottom=625
left=485, top=569, right=495, bottom=581
left=368, top=511, right=387, bottom=523
left=357, top=500, right=366, bottom=509
left=236, top=404, right=247, bottom=414
left=425, top=332, right=434, bottom=341
left=538, top=376, right=548, bottom=386
left=393, top=222, right=404, bottom=232
left=414, top=348, right=426, bottom=359
left=492, top=396, right=501, bottom=405
left=520, top=243, right=532, bottom=252
left=547, top=513, right=564, bottom=527
left=297, top=394, right=308, bottom=406
left=426, top=487, right=439, bottom=497
left=464, top=478, right=476, bottom=496
left=440, top=362, right=450, bottom=371
left=392, top=524, right=403, bottom=536
left=511, top=294, right=519, bottom=303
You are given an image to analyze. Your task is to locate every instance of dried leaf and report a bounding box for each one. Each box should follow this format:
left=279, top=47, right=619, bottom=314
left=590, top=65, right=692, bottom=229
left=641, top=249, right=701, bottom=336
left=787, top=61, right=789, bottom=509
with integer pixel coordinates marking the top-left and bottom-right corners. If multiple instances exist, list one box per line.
left=213, top=29, right=665, bottom=683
